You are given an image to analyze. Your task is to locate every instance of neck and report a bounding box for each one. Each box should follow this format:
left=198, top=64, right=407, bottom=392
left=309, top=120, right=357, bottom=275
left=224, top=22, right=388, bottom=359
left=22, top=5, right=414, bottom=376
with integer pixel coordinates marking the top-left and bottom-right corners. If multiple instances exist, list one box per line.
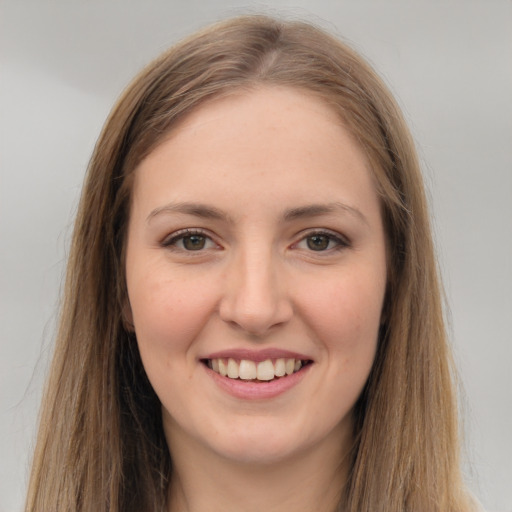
left=166, top=427, right=351, bottom=512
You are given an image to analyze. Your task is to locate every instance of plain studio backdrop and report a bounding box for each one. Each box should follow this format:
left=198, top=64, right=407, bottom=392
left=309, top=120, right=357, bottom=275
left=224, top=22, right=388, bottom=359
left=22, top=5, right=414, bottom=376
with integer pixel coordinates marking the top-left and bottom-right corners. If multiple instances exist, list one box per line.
left=0, top=1, right=510, bottom=511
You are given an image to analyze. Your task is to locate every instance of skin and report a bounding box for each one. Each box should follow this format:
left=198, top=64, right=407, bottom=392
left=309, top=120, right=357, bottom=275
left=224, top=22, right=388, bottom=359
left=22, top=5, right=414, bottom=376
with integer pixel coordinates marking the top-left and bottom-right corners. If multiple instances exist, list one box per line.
left=125, top=86, right=388, bottom=512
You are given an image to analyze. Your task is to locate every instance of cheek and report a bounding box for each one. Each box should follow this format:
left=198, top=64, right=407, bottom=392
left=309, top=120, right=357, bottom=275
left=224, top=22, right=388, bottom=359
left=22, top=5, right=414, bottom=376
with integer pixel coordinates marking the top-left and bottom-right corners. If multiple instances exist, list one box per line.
left=127, top=269, right=218, bottom=361
left=298, top=267, right=385, bottom=360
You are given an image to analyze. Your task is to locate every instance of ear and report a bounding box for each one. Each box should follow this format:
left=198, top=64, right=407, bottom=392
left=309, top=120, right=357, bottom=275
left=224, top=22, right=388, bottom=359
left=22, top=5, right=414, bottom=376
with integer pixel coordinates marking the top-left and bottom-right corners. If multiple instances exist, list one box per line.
left=379, top=283, right=390, bottom=326
left=122, top=298, right=135, bottom=332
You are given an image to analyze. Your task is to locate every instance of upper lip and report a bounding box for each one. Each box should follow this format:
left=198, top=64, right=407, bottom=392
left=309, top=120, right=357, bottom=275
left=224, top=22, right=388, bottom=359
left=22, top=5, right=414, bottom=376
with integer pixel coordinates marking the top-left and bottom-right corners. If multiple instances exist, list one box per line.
left=201, top=348, right=313, bottom=363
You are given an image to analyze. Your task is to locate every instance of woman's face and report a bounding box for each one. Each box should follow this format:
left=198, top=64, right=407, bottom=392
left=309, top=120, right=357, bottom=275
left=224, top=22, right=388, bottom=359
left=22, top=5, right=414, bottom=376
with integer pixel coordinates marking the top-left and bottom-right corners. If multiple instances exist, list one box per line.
left=125, top=87, right=387, bottom=465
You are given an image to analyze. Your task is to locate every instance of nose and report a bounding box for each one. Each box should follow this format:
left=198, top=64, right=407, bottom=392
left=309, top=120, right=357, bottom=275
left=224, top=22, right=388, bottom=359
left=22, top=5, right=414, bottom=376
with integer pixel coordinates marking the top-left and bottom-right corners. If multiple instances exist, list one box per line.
left=218, top=246, right=293, bottom=336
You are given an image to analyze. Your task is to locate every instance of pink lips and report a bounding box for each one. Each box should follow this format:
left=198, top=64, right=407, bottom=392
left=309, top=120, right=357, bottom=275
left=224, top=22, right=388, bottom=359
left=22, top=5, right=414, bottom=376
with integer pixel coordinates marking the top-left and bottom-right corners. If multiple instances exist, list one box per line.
left=204, top=348, right=311, bottom=363
left=201, top=348, right=313, bottom=400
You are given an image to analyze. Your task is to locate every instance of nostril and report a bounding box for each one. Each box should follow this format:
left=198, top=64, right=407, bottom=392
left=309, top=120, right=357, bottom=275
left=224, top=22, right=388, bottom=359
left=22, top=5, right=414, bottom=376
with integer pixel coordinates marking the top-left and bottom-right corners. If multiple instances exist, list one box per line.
left=218, top=262, right=293, bottom=335
left=219, top=303, right=293, bottom=337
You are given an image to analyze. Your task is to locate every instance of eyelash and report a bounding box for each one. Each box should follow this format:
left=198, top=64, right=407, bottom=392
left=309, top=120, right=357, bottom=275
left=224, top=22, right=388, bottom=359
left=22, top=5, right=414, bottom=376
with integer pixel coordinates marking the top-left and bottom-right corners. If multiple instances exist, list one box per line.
left=161, top=229, right=218, bottom=252
left=161, top=229, right=349, bottom=253
left=293, top=230, right=350, bottom=253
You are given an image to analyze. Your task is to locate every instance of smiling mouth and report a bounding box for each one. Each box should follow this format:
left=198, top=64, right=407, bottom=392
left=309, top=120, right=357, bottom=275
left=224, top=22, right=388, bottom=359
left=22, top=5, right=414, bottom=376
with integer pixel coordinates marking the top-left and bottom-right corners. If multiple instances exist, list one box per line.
left=202, top=358, right=312, bottom=382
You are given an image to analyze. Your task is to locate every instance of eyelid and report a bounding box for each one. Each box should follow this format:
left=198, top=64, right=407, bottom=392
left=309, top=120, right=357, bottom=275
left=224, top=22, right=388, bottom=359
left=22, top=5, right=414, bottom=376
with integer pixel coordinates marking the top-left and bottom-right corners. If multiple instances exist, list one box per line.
left=160, top=227, right=349, bottom=252
left=291, top=229, right=351, bottom=251
left=161, top=228, right=221, bottom=250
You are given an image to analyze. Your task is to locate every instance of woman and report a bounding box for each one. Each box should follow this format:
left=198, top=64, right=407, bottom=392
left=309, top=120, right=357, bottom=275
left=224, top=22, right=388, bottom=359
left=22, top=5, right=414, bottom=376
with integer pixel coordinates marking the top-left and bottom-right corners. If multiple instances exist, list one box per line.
left=25, top=15, right=477, bottom=512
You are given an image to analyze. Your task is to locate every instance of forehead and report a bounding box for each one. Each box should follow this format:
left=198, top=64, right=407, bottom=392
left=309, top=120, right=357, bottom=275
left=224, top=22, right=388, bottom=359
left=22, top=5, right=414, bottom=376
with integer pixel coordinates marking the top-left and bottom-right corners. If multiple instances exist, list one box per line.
left=162, top=85, right=352, bottom=151
left=130, top=86, right=379, bottom=222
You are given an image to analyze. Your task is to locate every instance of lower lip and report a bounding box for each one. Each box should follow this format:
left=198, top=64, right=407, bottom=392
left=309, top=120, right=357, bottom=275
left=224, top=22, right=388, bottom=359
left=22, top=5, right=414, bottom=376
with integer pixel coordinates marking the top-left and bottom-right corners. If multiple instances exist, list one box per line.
left=204, top=364, right=311, bottom=400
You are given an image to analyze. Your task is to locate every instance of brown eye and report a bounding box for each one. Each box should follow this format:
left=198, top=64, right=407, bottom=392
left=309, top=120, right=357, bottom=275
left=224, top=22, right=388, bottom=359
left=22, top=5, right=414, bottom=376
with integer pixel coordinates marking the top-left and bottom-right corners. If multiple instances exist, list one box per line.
left=163, top=230, right=217, bottom=251
left=294, top=231, right=349, bottom=253
left=306, top=234, right=331, bottom=251
left=182, top=234, right=207, bottom=250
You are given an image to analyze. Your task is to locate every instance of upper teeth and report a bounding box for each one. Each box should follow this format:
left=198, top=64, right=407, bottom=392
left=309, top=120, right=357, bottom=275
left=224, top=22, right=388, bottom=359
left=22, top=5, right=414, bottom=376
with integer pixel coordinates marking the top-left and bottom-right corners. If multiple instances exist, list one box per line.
left=208, top=358, right=304, bottom=381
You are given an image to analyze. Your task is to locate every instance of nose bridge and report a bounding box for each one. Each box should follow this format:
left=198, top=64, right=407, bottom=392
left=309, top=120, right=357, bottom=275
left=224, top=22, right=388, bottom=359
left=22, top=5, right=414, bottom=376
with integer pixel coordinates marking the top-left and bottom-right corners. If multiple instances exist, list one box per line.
left=219, top=239, right=292, bottom=335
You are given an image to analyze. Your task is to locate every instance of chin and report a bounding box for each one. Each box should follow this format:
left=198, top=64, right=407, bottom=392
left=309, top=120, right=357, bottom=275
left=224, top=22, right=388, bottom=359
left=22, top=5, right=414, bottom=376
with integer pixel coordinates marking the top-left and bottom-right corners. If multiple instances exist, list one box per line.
left=211, top=433, right=307, bottom=465
left=202, top=412, right=348, bottom=467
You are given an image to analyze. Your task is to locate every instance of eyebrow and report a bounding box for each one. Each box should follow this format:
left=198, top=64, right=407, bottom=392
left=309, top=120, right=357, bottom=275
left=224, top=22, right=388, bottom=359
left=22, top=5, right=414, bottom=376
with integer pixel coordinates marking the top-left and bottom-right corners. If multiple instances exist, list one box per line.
left=283, top=202, right=369, bottom=226
left=147, top=201, right=368, bottom=226
left=146, top=202, right=232, bottom=224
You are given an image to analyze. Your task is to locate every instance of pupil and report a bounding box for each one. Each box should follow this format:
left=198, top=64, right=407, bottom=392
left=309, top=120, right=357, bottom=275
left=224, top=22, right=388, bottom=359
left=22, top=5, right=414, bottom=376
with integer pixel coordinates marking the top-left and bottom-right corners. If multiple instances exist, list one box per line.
left=183, top=235, right=205, bottom=250
left=307, top=235, right=329, bottom=251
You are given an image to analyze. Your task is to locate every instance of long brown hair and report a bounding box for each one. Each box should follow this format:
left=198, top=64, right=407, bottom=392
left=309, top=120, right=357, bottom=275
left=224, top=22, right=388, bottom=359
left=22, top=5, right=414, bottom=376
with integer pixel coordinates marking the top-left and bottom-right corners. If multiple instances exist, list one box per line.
left=26, top=15, right=473, bottom=512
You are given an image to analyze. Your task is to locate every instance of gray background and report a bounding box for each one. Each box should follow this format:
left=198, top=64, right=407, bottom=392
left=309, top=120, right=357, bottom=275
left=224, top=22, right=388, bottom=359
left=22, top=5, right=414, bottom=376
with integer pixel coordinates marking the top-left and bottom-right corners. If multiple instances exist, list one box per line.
left=1, top=1, right=511, bottom=511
